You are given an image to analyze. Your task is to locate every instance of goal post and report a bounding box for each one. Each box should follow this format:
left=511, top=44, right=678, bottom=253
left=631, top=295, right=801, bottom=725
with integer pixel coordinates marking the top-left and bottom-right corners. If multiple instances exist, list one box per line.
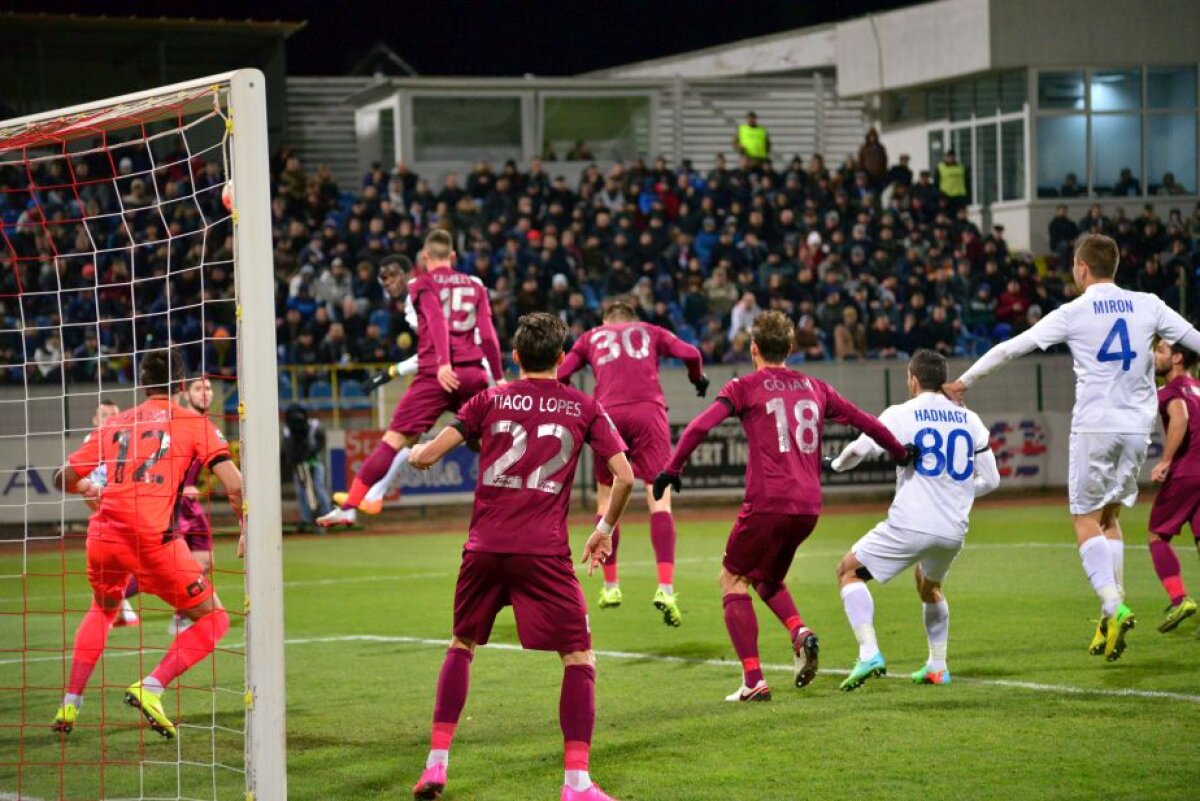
left=0, top=69, right=284, bottom=801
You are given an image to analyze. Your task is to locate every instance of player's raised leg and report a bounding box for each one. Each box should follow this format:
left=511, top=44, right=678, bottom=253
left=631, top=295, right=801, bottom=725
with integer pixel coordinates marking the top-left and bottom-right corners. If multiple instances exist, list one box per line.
left=322, top=430, right=414, bottom=527
left=414, top=638, right=475, bottom=799
left=836, top=554, right=886, bottom=691
left=647, top=487, right=681, bottom=627
left=720, top=569, right=770, bottom=702
left=911, top=566, right=951, bottom=685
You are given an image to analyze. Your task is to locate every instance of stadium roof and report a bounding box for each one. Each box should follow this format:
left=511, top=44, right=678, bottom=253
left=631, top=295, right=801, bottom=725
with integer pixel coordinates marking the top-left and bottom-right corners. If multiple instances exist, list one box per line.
left=0, top=12, right=306, bottom=38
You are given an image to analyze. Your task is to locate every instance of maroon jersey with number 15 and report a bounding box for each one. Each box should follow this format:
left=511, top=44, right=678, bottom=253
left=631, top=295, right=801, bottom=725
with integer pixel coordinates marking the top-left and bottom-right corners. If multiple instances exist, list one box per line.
left=454, top=378, right=627, bottom=557
left=409, top=268, right=502, bottom=377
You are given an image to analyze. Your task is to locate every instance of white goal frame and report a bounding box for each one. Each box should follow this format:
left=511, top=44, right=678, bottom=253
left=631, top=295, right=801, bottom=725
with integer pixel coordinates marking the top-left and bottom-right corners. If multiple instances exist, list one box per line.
left=0, top=69, right=286, bottom=800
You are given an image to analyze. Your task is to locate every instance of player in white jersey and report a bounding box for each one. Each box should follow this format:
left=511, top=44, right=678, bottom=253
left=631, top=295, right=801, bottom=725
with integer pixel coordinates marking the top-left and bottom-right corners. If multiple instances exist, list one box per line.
left=944, top=234, right=1200, bottom=661
left=829, top=350, right=999, bottom=690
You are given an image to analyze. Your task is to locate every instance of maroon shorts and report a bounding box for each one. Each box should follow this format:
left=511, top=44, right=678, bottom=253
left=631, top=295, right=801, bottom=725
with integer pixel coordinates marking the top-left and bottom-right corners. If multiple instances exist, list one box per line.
left=594, top=402, right=669, bottom=484
left=1149, top=474, right=1200, bottom=538
left=389, top=366, right=491, bottom=436
left=452, top=551, right=591, bottom=653
left=723, top=511, right=819, bottom=584
left=176, top=498, right=213, bottom=551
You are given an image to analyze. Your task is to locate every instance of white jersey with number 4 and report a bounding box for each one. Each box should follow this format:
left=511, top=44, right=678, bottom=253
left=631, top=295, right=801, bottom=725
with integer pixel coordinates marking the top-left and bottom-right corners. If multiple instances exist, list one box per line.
left=835, top=392, right=995, bottom=542
left=961, top=283, right=1200, bottom=435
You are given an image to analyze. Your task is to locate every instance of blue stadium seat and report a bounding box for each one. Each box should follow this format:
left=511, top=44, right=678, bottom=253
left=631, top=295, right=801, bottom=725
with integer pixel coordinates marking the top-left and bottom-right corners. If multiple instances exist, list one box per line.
left=369, top=309, right=392, bottom=332
left=278, top=373, right=295, bottom=402
left=306, top=379, right=334, bottom=411
left=340, top=379, right=365, bottom=397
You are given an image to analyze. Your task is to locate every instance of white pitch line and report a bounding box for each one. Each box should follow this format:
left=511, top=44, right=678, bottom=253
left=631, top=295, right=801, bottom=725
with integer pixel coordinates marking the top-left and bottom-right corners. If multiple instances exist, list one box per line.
left=6, top=633, right=1194, bottom=704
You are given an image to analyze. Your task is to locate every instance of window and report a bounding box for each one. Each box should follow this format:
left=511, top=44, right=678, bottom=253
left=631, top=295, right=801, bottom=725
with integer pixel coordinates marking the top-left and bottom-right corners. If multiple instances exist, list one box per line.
left=999, top=71, right=1027, bottom=114
left=928, top=129, right=945, bottom=173
left=950, top=81, right=974, bottom=122
left=927, top=87, right=949, bottom=121
left=974, top=75, right=1000, bottom=117
left=1001, top=119, right=1025, bottom=201
left=1039, top=72, right=1085, bottom=110
left=1090, top=69, right=1141, bottom=112
left=1091, top=115, right=1141, bottom=194
left=1148, top=114, right=1197, bottom=195
left=951, top=127, right=973, bottom=202
left=977, top=123, right=998, bottom=205
left=412, top=96, right=522, bottom=162
left=1036, top=115, right=1085, bottom=197
left=1148, top=67, right=1197, bottom=110
left=541, top=96, right=651, bottom=162
left=379, top=108, right=396, bottom=168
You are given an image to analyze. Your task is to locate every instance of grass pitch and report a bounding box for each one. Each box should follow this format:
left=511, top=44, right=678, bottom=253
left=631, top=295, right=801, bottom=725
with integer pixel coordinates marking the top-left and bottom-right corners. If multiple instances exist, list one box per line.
left=3, top=499, right=1199, bottom=800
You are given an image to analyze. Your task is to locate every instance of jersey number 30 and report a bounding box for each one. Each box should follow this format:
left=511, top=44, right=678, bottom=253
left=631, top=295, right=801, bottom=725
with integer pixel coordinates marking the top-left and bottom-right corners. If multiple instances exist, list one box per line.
left=1097, top=318, right=1135, bottom=372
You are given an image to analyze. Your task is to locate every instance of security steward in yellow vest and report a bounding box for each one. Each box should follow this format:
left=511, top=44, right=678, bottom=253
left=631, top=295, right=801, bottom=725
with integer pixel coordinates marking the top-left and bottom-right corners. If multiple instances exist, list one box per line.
left=935, top=149, right=968, bottom=213
left=734, top=111, right=771, bottom=166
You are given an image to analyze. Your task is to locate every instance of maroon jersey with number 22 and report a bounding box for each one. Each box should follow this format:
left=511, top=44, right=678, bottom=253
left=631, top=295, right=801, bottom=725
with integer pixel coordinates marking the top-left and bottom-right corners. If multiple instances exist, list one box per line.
left=454, top=378, right=627, bottom=557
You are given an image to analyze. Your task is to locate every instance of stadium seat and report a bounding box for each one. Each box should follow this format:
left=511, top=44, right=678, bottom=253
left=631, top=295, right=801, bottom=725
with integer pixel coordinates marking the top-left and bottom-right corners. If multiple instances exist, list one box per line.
left=306, top=379, right=334, bottom=411
left=369, top=309, right=391, bottom=332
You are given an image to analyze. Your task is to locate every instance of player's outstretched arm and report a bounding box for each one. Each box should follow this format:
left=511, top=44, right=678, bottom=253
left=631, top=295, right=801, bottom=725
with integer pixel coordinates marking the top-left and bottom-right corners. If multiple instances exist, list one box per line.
left=973, top=447, right=1001, bottom=497
left=824, top=389, right=912, bottom=465
left=584, top=452, right=634, bottom=575
left=368, top=355, right=420, bottom=392
left=659, top=332, right=709, bottom=396
left=409, top=426, right=466, bottom=470
left=830, top=434, right=885, bottom=473
left=1153, top=398, right=1189, bottom=482
left=556, top=336, right=589, bottom=384
left=211, top=459, right=245, bottom=556
left=947, top=314, right=1064, bottom=402
left=652, top=400, right=733, bottom=498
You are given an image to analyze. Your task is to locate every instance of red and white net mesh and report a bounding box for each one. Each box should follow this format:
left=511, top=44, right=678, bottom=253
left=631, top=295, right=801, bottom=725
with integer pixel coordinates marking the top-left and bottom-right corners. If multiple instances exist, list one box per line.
left=0, top=85, right=248, bottom=800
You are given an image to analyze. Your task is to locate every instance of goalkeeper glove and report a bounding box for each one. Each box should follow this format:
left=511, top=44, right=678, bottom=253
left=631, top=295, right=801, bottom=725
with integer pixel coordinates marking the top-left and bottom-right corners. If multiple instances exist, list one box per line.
left=821, top=456, right=837, bottom=475
left=367, top=364, right=398, bottom=393
left=651, top=471, right=682, bottom=501
left=691, top=373, right=711, bottom=398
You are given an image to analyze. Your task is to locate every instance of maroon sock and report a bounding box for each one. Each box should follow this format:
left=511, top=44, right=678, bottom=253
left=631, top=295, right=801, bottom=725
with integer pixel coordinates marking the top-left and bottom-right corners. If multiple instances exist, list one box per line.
left=559, top=663, right=596, bottom=746
left=601, top=518, right=620, bottom=584
left=1149, top=538, right=1188, bottom=606
left=722, top=593, right=763, bottom=686
left=754, top=580, right=806, bottom=640
left=344, top=442, right=398, bottom=509
left=124, top=576, right=139, bottom=599
left=649, top=512, right=676, bottom=584
left=431, top=647, right=473, bottom=750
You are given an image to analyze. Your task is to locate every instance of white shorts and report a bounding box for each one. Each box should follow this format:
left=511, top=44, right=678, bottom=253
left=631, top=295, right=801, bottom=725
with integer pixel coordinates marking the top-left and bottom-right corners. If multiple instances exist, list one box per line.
left=1067, top=432, right=1149, bottom=515
left=851, top=521, right=963, bottom=585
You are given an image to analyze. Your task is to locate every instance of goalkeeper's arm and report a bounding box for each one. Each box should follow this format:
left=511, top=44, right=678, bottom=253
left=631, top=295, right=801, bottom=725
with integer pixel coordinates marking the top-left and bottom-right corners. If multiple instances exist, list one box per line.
left=368, top=355, right=419, bottom=392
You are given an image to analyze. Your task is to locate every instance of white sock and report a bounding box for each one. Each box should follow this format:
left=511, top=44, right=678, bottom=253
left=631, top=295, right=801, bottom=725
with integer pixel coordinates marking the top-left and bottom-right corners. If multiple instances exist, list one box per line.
left=426, top=749, right=449, bottom=769
left=64, top=692, right=83, bottom=709
left=658, top=583, right=674, bottom=595
left=120, top=599, right=136, bottom=617
left=840, top=582, right=878, bottom=661
left=923, top=600, right=949, bottom=671
left=141, top=676, right=164, bottom=695
left=366, top=447, right=411, bottom=502
left=1078, top=536, right=1122, bottom=616
left=1106, top=538, right=1125, bottom=595
left=604, top=581, right=619, bottom=591
left=564, top=770, right=592, bottom=792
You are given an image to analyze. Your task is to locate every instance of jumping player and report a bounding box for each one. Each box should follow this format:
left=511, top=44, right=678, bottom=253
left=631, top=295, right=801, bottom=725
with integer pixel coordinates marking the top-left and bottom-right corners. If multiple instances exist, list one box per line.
left=945, top=234, right=1200, bottom=661
left=652, top=311, right=914, bottom=701
left=319, top=233, right=503, bottom=527
left=828, top=350, right=999, bottom=690
left=407, top=313, right=633, bottom=801
left=557, top=298, right=709, bottom=626
left=52, top=350, right=243, bottom=739
left=1148, top=339, right=1200, bottom=632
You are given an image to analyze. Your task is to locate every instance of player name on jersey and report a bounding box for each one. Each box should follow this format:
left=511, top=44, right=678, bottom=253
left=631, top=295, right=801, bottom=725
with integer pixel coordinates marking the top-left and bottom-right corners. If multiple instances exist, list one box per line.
left=1093, top=299, right=1135, bottom=315
left=913, top=409, right=970, bottom=424
left=492, top=394, right=583, bottom=417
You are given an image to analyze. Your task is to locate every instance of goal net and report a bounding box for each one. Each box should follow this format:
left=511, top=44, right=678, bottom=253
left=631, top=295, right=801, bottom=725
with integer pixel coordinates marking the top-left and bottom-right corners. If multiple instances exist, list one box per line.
left=0, top=72, right=284, bottom=801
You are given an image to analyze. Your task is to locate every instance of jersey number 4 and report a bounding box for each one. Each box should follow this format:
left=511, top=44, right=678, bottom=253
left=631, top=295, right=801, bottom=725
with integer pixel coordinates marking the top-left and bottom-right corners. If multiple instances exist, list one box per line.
left=481, top=421, right=574, bottom=495
left=1097, top=318, right=1135, bottom=372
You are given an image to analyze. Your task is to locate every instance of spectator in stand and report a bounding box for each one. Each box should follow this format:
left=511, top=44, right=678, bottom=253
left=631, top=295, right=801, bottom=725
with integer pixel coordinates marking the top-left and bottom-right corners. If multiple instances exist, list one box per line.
left=995, top=279, right=1030, bottom=331
left=733, top=111, right=771, bottom=167
left=728, top=291, right=761, bottom=342
left=916, top=305, right=958, bottom=356
left=1114, top=167, right=1142, bottom=196
left=1156, top=172, right=1187, bottom=196
left=833, top=306, right=868, bottom=360
left=794, top=314, right=827, bottom=361
left=1060, top=173, right=1084, bottom=197
left=935, top=150, right=968, bottom=214
left=314, top=257, right=352, bottom=313
left=1049, top=205, right=1080, bottom=263
left=858, top=129, right=888, bottom=191
left=866, top=314, right=898, bottom=359
left=885, top=154, right=912, bottom=190
left=723, top=330, right=753, bottom=364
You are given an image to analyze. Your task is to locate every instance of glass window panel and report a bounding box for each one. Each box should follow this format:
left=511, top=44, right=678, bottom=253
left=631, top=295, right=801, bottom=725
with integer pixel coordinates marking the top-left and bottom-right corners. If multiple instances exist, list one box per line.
left=927, top=86, right=949, bottom=120
left=1091, top=114, right=1141, bottom=194
left=542, top=96, right=651, bottom=162
left=412, top=96, right=522, bottom=163
left=1147, top=67, right=1197, bottom=110
left=1038, top=71, right=1084, bottom=110
left=928, top=129, right=945, bottom=174
left=1147, top=113, right=1197, bottom=195
left=951, top=127, right=973, bottom=202
left=1000, top=70, right=1027, bottom=113
left=379, top=108, right=395, bottom=168
left=1001, top=119, right=1025, bottom=201
left=1036, top=115, right=1085, bottom=197
left=950, top=81, right=974, bottom=122
left=974, top=75, right=1000, bottom=117
left=976, top=122, right=998, bottom=205
left=1090, top=69, right=1141, bottom=111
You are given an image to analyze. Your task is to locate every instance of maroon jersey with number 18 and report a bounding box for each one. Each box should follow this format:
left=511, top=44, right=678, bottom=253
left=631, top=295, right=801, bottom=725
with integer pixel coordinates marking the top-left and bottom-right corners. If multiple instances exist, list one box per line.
left=453, top=378, right=627, bottom=557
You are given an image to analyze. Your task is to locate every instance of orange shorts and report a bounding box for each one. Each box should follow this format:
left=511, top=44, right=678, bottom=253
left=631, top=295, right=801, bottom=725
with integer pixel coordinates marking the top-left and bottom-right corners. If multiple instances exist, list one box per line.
left=87, top=533, right=214, bottom=610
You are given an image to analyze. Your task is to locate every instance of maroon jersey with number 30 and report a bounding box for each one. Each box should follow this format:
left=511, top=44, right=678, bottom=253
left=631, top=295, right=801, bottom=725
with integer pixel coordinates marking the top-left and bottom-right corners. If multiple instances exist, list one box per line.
left=454, top=378, right=627, bottom=557
left=558, top=322, right=703, bottom=409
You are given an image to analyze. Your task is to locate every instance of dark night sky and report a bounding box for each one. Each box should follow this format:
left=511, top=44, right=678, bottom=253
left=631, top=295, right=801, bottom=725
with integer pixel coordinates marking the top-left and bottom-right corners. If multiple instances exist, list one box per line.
left=4, top=0, right=923, bottom=76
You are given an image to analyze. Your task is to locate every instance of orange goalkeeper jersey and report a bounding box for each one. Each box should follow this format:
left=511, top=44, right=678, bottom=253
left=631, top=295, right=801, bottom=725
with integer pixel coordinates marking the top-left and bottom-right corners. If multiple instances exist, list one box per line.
left=67, top=396, right=232, bottom=537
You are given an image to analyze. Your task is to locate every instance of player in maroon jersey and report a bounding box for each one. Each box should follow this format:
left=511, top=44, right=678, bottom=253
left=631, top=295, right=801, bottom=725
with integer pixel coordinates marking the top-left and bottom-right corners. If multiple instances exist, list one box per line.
left=557, top=299, right=708, bottom=626
left=653, top=311, right=915, bottom=701
left=407, top=313, right=634, bottom=801
left=318, top=230, right=503, bottom=527
left=1148, top=340, right=1200, bottom=632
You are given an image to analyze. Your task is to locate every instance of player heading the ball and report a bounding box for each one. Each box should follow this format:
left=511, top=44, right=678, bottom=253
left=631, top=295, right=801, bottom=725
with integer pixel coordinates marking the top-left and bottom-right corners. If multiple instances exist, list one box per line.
left=945, top=233, right=1200, bottom=661
left=653, top=311, right=916, bottom=702
left=407, top=312, right=634, bottom=801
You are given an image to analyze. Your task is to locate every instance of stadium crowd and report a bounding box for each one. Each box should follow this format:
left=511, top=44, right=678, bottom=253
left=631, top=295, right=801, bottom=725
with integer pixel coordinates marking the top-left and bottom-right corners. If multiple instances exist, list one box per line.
left=3, top=128, right=1200, bottom=389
